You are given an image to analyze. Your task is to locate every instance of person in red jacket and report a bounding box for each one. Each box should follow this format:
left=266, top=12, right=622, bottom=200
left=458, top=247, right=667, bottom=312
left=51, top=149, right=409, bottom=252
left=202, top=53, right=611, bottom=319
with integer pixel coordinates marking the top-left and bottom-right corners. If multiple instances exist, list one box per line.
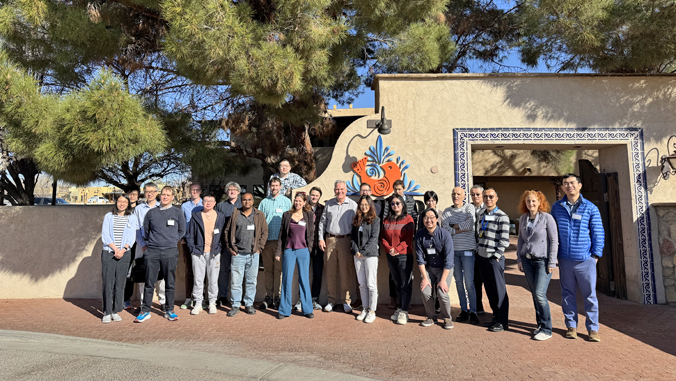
left=381, top=194, right=415, bottom=325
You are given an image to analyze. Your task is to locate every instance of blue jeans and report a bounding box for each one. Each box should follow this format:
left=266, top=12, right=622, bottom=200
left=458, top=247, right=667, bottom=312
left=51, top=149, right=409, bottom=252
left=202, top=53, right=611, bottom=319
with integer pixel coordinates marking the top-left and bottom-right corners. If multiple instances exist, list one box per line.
left=521, top=257, right=553, bottom=334
left=559, top=257, right=599, bottom=331
left=230, top=252, right=259, bottom=308
left=279, top=248, right=313, bottom=316
left=453, top=251, right=476, bottom=313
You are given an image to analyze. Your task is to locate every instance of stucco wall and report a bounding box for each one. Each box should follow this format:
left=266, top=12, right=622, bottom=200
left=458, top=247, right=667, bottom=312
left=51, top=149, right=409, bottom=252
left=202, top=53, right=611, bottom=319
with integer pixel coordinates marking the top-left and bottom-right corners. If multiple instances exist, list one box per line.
left=654, top=205, right=676, bottom=304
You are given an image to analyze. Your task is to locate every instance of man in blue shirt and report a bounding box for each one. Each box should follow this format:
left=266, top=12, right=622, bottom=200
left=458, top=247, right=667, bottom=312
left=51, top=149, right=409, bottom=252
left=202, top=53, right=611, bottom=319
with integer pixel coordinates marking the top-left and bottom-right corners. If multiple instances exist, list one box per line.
left=258, top=177, right=291, bottom=310
left=416, top=208, right=455, bottom=330
left=180, top=183, right=203, bottom=310
left=551, top=173, right=605, bottom=342
left=215, top=181, right=242, bottom=306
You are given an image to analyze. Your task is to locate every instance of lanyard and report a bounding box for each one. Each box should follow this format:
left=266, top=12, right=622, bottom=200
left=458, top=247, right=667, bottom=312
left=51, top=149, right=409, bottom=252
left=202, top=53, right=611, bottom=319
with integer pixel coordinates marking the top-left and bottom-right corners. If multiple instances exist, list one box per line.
left=481, top=207, right=499, bottom=231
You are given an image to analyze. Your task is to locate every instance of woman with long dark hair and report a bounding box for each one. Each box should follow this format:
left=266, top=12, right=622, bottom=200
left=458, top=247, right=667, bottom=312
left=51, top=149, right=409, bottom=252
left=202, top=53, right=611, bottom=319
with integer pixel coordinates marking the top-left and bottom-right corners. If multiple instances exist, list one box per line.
left=275, top=192, right=315, bottom=319
left=516, top=190, right=558, bottom=341
left=381, top=194, right=415, bottom=325
left=350, top=195, right=380, bottom=323
left=100, top=195, right=137, bottom=323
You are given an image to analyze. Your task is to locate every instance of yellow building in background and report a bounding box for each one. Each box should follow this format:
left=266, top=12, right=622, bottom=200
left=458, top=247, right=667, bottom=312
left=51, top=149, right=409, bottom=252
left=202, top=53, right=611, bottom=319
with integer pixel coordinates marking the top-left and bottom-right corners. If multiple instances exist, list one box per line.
left=68, top=186, right=122, bottom=204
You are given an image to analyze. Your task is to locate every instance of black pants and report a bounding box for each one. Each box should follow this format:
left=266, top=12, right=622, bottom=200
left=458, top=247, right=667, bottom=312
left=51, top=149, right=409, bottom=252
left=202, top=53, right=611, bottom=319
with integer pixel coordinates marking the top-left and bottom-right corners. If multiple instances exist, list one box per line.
left=474, top=253, right=484, bottom=312
left=124, top=243, right=137, bottom=302
left=386, top=253, right=413, bottom=311
left=311, top=247, right=324, bottom=298
left=101, top=249, right=131, bottom=315
left=218, top=249, right=233, bottom=302
left=389, top=273, right=397, bottom=299
left=142, top=247, right=178, bottom=313
left=477, top=255, right=509, bottom=325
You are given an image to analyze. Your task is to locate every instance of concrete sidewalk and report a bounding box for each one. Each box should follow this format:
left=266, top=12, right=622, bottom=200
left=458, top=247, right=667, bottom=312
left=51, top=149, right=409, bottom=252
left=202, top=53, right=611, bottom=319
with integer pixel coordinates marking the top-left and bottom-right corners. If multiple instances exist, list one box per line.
left=1, top=239, right=675, bottom=380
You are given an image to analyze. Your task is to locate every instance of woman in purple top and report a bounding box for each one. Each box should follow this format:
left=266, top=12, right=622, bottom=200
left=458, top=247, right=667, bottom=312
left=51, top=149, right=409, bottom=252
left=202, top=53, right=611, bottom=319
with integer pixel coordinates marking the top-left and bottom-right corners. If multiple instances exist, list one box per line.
left=275, top=193, right=315, bottom=319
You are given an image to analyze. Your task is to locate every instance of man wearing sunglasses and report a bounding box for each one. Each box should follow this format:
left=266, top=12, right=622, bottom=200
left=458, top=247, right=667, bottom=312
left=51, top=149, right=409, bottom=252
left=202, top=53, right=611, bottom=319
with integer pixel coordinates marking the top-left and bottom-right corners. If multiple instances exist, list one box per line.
left=475, top=188, right=510, bottom=332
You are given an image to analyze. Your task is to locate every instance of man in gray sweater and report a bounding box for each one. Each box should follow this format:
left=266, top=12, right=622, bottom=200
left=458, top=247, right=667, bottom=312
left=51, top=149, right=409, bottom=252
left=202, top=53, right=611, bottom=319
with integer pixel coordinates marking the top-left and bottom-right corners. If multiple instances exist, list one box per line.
left=135, top=186, right=186, bottom=323
left=441, top=187, right=479, bottom=325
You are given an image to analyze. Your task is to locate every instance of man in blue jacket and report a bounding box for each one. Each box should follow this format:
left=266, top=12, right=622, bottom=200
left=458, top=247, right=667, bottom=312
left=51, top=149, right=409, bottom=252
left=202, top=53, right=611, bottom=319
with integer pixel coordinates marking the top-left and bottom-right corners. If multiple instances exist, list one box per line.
left=551, top=173, right=605, bottom=342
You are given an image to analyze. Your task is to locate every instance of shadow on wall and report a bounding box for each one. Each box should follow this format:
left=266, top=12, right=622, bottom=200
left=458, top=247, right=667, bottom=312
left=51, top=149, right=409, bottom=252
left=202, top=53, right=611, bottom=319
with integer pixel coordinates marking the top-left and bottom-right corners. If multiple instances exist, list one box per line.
left=64, top=243, right=102, bottom=304
left=0, top=205, right=106, bottom=281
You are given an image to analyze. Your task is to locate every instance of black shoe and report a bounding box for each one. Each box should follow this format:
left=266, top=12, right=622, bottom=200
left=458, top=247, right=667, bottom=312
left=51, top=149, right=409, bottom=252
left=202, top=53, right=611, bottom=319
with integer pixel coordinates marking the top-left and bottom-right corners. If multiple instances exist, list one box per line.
left=477, top=309, right=486, bottom=315
left=469, top=312, right=480, bottom=325
left=305, top=313, right=314, bottom=319
left=483, top=320, right=497, bottom=327
left=273, top=296, right=280, bottom=310
left=259, top=296, right=272, bottom=310
left=277, top=314, right=287, bottom=320
left=456, top=311, right=470, bottom=323
left=488, top=323, right=507, bottom=332
left=227, top=308, right=239, bottom=317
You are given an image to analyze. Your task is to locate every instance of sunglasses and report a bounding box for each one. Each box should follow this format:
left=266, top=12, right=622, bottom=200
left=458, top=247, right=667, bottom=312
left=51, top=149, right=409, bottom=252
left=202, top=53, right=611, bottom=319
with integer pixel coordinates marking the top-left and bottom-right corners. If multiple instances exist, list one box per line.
left=483, top=195, right=496, bottom=199
left=391, top=202, right=402, bottom=206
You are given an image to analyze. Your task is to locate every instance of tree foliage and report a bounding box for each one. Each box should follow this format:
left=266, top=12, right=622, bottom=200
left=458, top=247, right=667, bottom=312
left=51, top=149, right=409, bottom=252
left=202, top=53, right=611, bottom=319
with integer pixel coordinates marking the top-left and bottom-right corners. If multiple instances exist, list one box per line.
left=519, top=0, right=676, bottom=73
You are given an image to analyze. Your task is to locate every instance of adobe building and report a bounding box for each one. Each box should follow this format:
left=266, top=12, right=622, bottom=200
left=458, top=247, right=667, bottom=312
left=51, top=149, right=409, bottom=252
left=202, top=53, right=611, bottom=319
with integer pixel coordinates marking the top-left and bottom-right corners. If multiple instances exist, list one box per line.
left=294, top=73, right=676, bottom=306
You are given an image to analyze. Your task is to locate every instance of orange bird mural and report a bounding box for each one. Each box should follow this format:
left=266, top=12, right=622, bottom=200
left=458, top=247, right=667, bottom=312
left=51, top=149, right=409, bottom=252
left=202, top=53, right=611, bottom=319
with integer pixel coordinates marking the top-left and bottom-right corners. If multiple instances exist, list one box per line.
left=351, top=157, right=402, bottom=196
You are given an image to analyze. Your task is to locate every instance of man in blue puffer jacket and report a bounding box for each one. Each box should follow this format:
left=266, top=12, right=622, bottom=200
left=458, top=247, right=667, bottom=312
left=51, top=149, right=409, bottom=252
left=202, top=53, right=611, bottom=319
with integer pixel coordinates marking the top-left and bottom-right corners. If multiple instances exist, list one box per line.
left=551, top=173, right=605, bottom=342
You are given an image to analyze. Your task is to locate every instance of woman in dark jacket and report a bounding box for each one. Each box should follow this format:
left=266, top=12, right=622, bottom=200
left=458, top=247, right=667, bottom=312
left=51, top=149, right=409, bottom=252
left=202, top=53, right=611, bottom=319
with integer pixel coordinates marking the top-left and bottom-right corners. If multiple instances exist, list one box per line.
left=351, top=195, right=380, bottom=323
left=275, top=193, right=315, bottom=319
left=516, top=190, right=559, bottom=341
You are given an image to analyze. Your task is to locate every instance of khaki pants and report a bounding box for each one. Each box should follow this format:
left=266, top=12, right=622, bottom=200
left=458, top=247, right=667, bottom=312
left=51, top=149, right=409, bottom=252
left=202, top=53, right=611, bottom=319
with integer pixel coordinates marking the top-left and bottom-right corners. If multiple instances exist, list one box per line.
left=325, top=236, right=355, bottom=306
left=262, top=240, right=283, bottom=299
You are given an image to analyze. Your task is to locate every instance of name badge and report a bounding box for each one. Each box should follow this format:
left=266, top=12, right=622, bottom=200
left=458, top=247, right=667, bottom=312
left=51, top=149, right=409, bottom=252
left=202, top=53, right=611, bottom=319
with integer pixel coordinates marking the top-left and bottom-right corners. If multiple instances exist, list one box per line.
left=247, top=224, right=255, bottom=231
left=276, top=208, right=283, bottom=213
left=213, top=228, right=220, bottom=234
left=427, top=247, right=437, bottom=255
left=298, top=221, right=306, bottom=227
left=572, top=214, right=582, bottom=220
left=485, top=215, right=496, bottom=221
left=167, top=219, right=175, bottom=226
left=359, top=226, right=363, bottom=232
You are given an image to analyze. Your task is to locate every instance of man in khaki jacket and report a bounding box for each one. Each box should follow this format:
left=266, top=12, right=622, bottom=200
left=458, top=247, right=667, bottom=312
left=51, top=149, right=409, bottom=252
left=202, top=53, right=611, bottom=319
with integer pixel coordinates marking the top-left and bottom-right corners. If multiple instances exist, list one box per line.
left=224, top=193, right=268, bottom=317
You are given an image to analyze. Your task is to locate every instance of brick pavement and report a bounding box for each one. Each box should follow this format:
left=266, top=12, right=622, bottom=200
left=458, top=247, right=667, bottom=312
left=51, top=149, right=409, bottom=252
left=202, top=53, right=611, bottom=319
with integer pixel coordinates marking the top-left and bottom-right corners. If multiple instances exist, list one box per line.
left=2, top=238, right=675, bottom=380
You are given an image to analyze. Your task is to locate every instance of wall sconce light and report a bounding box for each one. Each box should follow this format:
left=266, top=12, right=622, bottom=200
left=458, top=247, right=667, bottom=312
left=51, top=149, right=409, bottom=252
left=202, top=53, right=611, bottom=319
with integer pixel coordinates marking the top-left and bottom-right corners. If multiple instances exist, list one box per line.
left=661, top=151, right=676, bottom=180
left=367, top=106, right=392, bottom=135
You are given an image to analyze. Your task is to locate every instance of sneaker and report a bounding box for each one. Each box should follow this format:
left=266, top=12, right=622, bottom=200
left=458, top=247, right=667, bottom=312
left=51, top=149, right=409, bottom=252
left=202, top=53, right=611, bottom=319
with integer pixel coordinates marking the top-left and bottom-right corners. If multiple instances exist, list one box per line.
left=111, top=313, right=122, bottom=322
left=245, top=305, right=256, bottom=315
left=273, top=296, right=281, bottom=310
left=134, top=312, right=151, bottom=323
left=164, top=310, right=179, bottom=321
left=180, top=298, right=193, bottom=310
left=343, top=303, right=352, bottom=314
left=566, top=327, right=577, bottom=339
left=324, top=303, right=333, bottom=312
left=227, top=308, right=239, bottom=317
left=396, top=311, right=409, bottom=325
left=364, top=311, right=376, bottom=324
left=420, top=317, right=436, bottom=327
left=312, top=298, right=322, bottom=310
left=469, top=313, right=480, bottom=325
left=190, top=304, right=202, bottom=315
left=208, top=303, right=217, bottom=315
left=534, top=331, right=552, bottom=341
left=456, top=311, right=469, bottom=323
left=305, top=313, right=314, bottom=319
left=295, top=301, right=302, bottom=312
left=390, top=308, right=402, bottom=321
left=533, top=327, right=542, bottom=336
left=488, top=322, right=506, bottom=332
left=259, top=296, right=272, bottom=310
left=356, top=309, right=368, bottom=321
left=101, top=314, right=112, bottom=324
left=443, top=318, right=454, bottom=330
left=588, top=330, right=601, bottom=342
left=123, top=301, right=133, bottom=310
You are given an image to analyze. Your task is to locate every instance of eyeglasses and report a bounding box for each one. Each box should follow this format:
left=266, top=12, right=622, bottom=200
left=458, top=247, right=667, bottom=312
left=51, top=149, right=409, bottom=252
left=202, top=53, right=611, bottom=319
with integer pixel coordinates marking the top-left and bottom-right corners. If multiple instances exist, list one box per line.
left=483, top=195, right=496, bottom=199
left=391, top=202, right=402, bottom=206
left=423, top=217, right=436, bottom=221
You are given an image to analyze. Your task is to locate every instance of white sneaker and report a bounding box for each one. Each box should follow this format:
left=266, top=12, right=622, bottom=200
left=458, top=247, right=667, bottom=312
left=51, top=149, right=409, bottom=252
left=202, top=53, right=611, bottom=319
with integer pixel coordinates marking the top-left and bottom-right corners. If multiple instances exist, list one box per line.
left=324, top=303, right=333, bottom=312
left=343, top=303, right=352, bottom=313
left=181, top=298, right=193, bottom=309
left=101, top=314, right=112, bottom=324
left=191, top=304, right=202, bottom=315
left=396, top=311, right=409, bottom=325
left=534, top=331, right=552, bottom=341
left=312, top=299, right=322, bottom=310
left=390, top=308, right=402, bottom=321
left=364, top=311, right=376, bottom=324
left=208, top=303, right=217, bottom=315
left=111, top=313, right=122, bottom=322
left=356, top=309, right=368, bottom=321
left=295, top=301, right=302, bottom=312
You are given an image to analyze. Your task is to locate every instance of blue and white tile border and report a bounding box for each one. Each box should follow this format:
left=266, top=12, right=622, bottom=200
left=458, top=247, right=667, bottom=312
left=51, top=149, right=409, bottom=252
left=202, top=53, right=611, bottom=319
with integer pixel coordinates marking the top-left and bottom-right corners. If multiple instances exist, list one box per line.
left=453, top=127, right=656, bottom=304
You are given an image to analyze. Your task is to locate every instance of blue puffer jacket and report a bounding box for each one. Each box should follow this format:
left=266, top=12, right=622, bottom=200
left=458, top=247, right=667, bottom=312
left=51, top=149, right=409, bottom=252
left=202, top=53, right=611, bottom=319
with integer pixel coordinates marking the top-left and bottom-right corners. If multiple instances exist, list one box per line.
left=551, top=194, right=605, bottom=261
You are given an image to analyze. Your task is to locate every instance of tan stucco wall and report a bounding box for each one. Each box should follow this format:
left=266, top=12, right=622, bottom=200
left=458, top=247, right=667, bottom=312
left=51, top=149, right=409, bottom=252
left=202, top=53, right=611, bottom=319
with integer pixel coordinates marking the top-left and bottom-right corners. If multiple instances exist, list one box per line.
left=481, top=180, right=557, bottom=223
left=473, top=149, right=598, bottom=176
left=294, top=74, right=676, bottom=304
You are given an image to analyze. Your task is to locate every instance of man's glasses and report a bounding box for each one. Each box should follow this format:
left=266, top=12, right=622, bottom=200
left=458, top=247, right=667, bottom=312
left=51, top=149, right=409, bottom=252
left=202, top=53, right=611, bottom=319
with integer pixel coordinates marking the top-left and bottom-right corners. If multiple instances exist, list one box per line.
left=483, top=195, right=496, bottom=199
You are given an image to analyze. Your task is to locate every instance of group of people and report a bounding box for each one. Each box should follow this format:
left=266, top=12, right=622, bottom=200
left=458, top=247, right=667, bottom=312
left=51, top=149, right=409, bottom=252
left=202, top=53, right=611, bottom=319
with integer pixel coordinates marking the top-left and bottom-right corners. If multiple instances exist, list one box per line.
left=100, top=160, right=605, bottom=342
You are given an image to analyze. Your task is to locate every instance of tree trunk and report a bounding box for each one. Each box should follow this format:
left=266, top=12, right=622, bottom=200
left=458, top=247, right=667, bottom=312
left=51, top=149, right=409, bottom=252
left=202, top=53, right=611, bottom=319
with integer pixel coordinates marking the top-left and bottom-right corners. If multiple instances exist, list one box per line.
left=0, top=158, right=39, bottom=205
